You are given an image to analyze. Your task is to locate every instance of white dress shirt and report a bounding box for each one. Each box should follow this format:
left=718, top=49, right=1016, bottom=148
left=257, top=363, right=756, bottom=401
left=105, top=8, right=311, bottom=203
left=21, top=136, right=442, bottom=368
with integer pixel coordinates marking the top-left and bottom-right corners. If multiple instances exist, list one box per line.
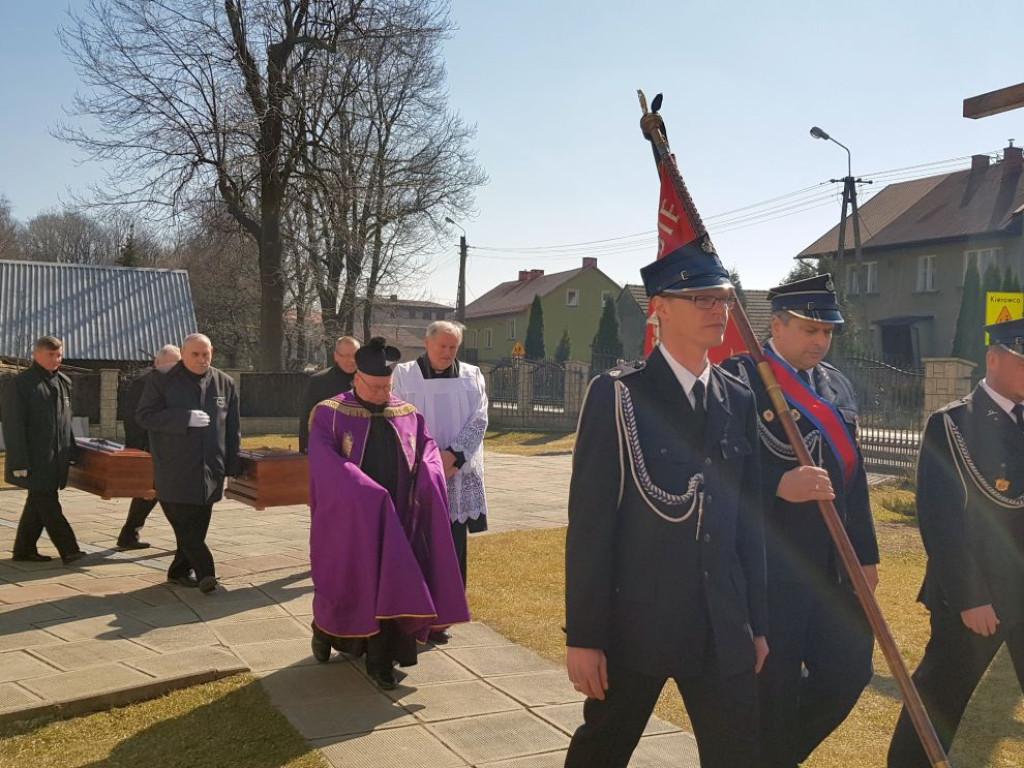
left=658, top=345, right=711, bottom=409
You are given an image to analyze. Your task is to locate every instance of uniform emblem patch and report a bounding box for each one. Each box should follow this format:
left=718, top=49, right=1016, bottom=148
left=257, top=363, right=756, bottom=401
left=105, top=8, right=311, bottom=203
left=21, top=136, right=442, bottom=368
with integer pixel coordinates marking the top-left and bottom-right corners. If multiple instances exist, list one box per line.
left=763, top=409, right=775, bottom=422
left=996, top=478, right=1010, bottom=492
left=215, top=396, right=226, bottom=408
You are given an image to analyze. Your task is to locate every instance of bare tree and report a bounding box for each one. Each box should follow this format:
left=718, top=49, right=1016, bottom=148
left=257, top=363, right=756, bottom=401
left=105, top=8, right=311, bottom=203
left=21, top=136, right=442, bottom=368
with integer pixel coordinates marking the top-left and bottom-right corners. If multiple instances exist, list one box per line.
left=0, top=196, right=20, bottom=260
left=20, top=209, right=119, bottom=264
left=57, top=0, right=418, bottom=370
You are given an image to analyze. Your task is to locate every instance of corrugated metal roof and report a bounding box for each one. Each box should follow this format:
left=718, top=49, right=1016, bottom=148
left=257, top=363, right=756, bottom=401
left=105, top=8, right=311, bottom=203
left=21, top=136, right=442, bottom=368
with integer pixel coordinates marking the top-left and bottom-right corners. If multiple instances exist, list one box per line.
left=0, top=260, right=197, bottom=361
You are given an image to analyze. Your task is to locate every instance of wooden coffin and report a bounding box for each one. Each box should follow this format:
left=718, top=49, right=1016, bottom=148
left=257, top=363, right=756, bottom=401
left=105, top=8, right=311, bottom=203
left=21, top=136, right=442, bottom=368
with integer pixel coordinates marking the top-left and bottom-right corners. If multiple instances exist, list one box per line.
left=226, top=448, right=309, bottom=510
left=68, top=439, right=156, bottom=500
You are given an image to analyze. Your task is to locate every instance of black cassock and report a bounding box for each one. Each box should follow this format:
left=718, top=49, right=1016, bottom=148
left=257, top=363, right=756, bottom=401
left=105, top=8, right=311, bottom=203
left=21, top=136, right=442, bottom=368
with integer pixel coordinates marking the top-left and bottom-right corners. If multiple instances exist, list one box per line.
left=298, top=366, right=354, bottom=453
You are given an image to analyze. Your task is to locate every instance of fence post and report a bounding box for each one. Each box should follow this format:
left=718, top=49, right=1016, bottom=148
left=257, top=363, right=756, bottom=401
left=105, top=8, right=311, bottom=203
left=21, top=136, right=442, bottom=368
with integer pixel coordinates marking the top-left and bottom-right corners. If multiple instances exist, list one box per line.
left=516, top=360, right=535, bottom=417
left=478, top=363, right=495, bottom=423
left=99, top=369, right=119, bottom=440
left=922, top=357, right=976, bottom=421
left=563, top=361, right=589, bottom=422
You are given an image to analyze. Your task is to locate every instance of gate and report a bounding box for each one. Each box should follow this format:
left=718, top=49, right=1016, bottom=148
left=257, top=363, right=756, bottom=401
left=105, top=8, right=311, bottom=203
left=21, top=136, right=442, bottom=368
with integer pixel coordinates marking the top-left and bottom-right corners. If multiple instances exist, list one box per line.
left=833, top=355, right=924, bottom=476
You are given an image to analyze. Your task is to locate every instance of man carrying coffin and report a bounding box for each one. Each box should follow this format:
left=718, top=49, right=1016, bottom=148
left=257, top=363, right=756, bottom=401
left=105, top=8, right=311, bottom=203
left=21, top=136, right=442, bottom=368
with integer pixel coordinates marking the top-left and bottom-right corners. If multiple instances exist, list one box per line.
left=307, top=337, right=469, bottom=689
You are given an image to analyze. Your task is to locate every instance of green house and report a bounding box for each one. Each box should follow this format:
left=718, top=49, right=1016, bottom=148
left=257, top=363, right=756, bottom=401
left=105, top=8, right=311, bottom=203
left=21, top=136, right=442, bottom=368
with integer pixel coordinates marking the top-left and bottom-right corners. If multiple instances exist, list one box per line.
left=463, top=258, right=622, bottom=363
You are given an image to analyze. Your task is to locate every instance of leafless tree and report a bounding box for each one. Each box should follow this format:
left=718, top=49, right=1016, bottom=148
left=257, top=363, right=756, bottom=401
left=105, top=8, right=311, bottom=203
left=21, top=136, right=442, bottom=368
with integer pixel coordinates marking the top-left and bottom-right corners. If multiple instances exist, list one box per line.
left=0, top=196, right=20, bottom=260
left=19, top=209, right=119, bottom=264
left=57, top=0, right=420, bottom=370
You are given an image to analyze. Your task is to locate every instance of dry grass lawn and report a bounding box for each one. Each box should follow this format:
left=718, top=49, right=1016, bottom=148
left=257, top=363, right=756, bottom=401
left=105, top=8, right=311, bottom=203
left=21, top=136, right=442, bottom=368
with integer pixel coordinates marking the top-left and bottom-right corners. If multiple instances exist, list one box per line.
left=467, top=484, right=1024, bottom=768
left=0, top=674, right=326, bottom=768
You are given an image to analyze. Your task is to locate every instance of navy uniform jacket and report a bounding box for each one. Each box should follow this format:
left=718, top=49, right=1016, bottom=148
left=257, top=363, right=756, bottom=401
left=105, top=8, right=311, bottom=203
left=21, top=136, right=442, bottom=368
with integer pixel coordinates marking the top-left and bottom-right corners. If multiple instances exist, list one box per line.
left=136, top=361, right=241, bottom=506
left=1, top=363, right=77, bottom=491
left=122, top=369, right=154, bottom=451
left=720, top=355, right=878, bottom=585
left=565, top=348, right=767, bottom=680
left=916, top=385, right=1024, bottom=627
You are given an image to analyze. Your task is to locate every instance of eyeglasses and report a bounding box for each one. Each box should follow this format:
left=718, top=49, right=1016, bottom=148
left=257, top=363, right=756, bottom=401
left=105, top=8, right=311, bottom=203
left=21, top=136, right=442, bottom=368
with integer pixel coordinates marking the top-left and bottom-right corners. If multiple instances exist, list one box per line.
left=667, top=294, right=737, bottom=310
left=356, top=374, right=393, bottom=393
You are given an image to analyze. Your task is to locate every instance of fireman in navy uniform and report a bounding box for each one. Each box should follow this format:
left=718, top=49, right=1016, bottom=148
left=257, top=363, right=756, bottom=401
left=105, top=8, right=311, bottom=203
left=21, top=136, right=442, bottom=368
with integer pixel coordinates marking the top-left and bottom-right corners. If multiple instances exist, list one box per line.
left=720, top=274, right=879, bottom=767
left=887, top=318, right=1024, bottom=767
left=563, top=242, right=768, bottom=768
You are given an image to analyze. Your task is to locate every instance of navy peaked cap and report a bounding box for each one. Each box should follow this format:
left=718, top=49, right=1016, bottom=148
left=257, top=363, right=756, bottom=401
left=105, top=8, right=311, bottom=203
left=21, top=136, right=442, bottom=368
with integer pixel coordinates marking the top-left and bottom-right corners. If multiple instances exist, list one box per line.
left=767, top=273, right=844, bottom=324
left=640, top=239, right=733, bottom=298
left=987, top=317, right=1024, bottom=358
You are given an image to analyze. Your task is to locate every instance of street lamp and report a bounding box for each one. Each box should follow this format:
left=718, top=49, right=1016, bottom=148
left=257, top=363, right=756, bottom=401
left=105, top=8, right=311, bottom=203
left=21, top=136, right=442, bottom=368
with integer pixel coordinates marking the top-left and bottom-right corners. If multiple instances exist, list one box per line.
left=810, top=124, right=867, bottom=275
left=809, top=126, right=852, bottom=179
left=444, top=217, right=468, bottom=323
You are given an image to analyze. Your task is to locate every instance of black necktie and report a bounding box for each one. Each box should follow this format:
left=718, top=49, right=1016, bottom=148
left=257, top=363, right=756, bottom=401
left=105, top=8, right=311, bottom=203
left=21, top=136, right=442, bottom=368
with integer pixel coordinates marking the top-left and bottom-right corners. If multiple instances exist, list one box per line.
left=1013, top=403, right=1024, bottom=433
left=798, top=369, right=813, bottom=390
left=692, top=380, right=707, bottom=431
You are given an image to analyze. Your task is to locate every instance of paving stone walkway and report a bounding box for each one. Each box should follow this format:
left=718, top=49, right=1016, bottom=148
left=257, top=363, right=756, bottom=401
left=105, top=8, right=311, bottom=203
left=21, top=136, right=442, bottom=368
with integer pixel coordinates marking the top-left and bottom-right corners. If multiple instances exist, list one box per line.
left=0, top=451, right=701, bottom=766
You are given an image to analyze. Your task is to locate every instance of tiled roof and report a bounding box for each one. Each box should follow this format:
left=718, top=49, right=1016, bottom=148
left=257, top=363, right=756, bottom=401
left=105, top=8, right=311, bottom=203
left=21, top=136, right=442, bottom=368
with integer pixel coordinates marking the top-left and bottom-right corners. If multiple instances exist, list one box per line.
left=622, top=284, right=648, bottom=307
left=0, top=260, right=197, bottom=361
left=466, top=266, right=594, bottom=319
left=742, top=289, right=773, bottom=341
left=799, top=155, right=1024, bottom=258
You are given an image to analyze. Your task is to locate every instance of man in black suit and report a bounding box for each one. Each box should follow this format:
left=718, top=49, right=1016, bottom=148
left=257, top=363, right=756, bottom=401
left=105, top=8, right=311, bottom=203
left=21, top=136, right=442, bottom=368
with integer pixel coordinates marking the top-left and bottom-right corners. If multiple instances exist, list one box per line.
left=888, top=318, right=1024, bottom=767
left=298, top=336, right=359, bottom=453
left=563, top=243, right=768, bottom=768
left=721, top=274, right=878, bottom=768
left=137, top=333, right=240, bottom=593
left=116, top=344, right=180, bottom=550
left=3, top=336, right=86, bottom=565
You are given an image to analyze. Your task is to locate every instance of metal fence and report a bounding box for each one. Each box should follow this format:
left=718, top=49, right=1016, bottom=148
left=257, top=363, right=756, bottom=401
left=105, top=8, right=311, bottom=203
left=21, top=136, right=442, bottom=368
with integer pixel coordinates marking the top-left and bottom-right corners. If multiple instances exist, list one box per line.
left=834, top=355, right=924, bottom=475
left=483, top=359, right=589, bottom=431
left=0, top=368, right=101, bottom=423
left=240, top=372, right=308, bottom=418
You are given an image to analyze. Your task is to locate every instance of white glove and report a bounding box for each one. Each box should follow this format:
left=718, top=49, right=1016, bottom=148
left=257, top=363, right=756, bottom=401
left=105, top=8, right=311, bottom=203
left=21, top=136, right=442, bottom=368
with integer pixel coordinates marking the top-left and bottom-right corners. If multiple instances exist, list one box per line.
left=13, top=470, right=28, bottom=478
left=188, top=410, right=211, bottom=428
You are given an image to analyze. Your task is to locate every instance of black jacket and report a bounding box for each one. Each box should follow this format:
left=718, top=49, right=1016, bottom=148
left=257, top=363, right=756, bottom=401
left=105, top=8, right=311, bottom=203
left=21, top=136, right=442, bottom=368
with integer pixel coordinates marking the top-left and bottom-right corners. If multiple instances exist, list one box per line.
left=122, top=369, right=154, bottom=451
left=2, top=363, right=77, bottom=491
left=565, top=349, right=767, bottom=679
left=298, top=365, right=354, bottom=453
left=916, top=385, right=1024, bottom=626
left=720, top=355, right=878, bottom=585
left=136, top=361, right=241, bottom=505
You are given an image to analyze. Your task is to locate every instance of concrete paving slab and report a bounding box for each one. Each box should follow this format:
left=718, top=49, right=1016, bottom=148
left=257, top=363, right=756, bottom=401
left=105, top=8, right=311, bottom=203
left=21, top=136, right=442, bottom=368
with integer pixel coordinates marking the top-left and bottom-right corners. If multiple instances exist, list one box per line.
left=531, top=702, right=681, bottom=738
left=33, top=614, right=153, bottom=642
left=389, top=680, right=520, bottom=722
left=210, top=616, right=308, bottom=646
left=29, top=638, right=157, bottom=671
left=68, top=576, right=155, bottom=596
left=120, top=604, right=201, bottom=629
left=314, top=725, right=468, bottom=768
left=0, top=627, right=64, bottom=653
left=284, top=693, right=418, bottom=740
left=0, top=682, right=43, bottom=713
left=126, top=646, right=244, bottom=678
left=19, top=662, right=155, bottom=701
left=426, top=710, right=570, bottom=765
left=0, top=650, right=62, bottom=683
left=442, top=621, right=514, bottom=649
left=0, top=583, right=84, bottom=604
left=129, top=623, right=221, bottom=653
left=0, top=601, right=70, bottom=625
left=484, top=670, right=585, bottom=707
left=46, top=594, right=155, bottom=620
left=444, top=645, right=556, bottom=677
left=259, top=661, right=380, bottom=706
left=393, top=649, right=476, bottom=685
left=478, top=752, right=568, bottom=768
left=629, top=732, right=701, bottom=767
left=231, top=638, right=319, bottom=672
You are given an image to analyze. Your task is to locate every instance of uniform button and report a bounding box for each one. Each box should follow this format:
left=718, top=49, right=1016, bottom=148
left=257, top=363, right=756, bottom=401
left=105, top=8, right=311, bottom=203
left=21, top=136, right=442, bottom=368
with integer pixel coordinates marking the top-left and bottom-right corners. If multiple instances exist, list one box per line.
left=705, top=495, right=711, bottom=504
left=660, top=448, right=668, bottom=455
left=703, top=571, right=709, bottom=580
left=704, top=457, right=712, bottom=465
left=702, top=533, right=711, bottom=543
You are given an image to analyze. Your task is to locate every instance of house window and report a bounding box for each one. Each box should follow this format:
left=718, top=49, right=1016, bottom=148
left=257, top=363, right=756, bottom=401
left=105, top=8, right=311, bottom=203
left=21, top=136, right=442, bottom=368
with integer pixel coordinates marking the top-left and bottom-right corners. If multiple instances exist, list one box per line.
left=963, top=247, right=1002, bottom=277
left=846, top=264, right=860, bottom=295
left=467, top=329, right=478, bottom=348
left=566, top=289, right=579, bottom=307
left=507, top=319, right=516, bottom=340
left=484, top=328, right=493, bottom=349
left=916, top=255, right=937, bottom=292
left=846, top=262, right=878, bottom=295
left=601, top=290, right=612, bottom=306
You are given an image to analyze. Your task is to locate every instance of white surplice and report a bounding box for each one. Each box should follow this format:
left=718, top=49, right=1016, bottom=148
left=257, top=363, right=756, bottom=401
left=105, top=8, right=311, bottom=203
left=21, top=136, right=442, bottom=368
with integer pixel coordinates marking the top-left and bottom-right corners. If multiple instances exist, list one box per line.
left=392, top=360, right=488, bottom=524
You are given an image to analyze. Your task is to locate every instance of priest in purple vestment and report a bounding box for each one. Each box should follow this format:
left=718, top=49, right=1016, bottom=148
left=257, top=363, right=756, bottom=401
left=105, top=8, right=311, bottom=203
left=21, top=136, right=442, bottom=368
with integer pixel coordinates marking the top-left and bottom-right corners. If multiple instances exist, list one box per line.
left=307, top=337, right=470, bottom=689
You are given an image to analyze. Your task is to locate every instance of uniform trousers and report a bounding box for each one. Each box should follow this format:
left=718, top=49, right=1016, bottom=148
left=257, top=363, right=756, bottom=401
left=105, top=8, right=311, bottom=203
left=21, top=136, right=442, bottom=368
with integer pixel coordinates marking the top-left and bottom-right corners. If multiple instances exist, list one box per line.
left=887, top=612, right=1024, bottom=768
left=13, top=490, right=79, bottom=559
left=758, top=578, right=874, bottom=767
left=161, top=500, right=216, bottom=581
left=118, top=497, right=158, bottom=544
left=564, top=657, right=759, bottom=768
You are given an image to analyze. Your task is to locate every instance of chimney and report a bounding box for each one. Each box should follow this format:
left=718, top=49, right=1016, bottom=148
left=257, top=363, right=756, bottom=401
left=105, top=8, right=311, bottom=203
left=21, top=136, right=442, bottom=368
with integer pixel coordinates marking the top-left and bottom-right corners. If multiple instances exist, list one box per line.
left=971, top=154, right=990, bottom=174
left=582, top=257, right=597, bottom=269
left=1003, top=141, right=1022, bottom=176
left=518, top=270, right=530, bottom=281
left=531, top=269, right=545, bottom=279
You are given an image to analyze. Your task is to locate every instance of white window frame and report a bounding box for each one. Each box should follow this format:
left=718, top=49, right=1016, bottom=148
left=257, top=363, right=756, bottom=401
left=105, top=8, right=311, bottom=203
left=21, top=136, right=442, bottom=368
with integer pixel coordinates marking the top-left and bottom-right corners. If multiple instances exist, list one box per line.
left=506, top=319, right=517, bottom=340
left=864, top=261, right=878, bottom=293
left=916, top=254, right=937, bottom=292
left=467, top=329, right=478, bottom=348
left=566, top=289, right=579, bottom=307
left=846, top=264, right=860, bottom=295
left=963, top=247, right=1002, bottom=277
left=484, top=328, right=493, bottom=349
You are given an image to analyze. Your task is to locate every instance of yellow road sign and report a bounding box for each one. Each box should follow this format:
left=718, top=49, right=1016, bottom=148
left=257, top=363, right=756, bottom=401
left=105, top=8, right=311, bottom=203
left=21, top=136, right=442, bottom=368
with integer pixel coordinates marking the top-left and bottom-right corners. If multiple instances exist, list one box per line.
left=986, top=292, right=1024, bottom=343
left=510, top=341, right=526, bottom=358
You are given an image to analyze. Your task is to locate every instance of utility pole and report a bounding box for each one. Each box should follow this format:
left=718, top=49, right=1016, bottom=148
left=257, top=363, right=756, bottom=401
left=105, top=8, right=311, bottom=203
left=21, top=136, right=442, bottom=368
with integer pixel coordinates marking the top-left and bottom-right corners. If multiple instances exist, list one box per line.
left=456, top=234, right=467, bottom=323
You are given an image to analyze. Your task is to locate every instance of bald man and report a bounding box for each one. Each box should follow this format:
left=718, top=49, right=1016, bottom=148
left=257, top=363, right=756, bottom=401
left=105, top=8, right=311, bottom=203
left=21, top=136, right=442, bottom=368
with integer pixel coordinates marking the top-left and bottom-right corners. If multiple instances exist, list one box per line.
left=137, top=333, right=240, bottom=593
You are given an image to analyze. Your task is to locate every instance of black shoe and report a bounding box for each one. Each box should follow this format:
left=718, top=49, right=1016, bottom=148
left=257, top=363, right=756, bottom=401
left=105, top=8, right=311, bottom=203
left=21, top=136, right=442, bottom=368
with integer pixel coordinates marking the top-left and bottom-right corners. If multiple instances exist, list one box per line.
left=116, top=539, right=150, bottom=550
left=311, top=633, right=332, bottom=663
left=61, top=551, right=87, bottom=565
left=168, top=574, right=199, bottom=588
left=368, top=668, right=397, bottom=690
left=12, top=552, right=53, bottom=563
left=198, top=576, right=218, bottom=594
left=428, top=629, right=450, bottom=645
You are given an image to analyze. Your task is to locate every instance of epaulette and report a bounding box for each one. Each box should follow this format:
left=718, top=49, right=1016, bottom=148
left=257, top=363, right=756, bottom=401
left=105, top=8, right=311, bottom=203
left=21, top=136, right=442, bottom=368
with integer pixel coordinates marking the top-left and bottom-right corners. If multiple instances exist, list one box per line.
left=936, top=397, right=969, bottom=415
left=714, top=365, right=746, bottom=387
left=819, top=359, right=839, bottom=373
left=605, top=360, right=645, bottom=379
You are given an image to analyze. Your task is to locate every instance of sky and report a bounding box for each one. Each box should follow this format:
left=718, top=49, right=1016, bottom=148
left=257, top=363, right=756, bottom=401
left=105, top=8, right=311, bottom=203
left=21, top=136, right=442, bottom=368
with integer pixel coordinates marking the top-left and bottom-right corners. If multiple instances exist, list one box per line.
left=2, top=0, right=1023, bottom=306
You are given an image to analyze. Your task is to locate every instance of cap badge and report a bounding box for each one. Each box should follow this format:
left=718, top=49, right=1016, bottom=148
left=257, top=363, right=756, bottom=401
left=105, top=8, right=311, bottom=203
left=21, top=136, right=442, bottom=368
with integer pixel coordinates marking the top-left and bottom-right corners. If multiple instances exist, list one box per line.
left=996, top=478, right=1010, bottom=492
